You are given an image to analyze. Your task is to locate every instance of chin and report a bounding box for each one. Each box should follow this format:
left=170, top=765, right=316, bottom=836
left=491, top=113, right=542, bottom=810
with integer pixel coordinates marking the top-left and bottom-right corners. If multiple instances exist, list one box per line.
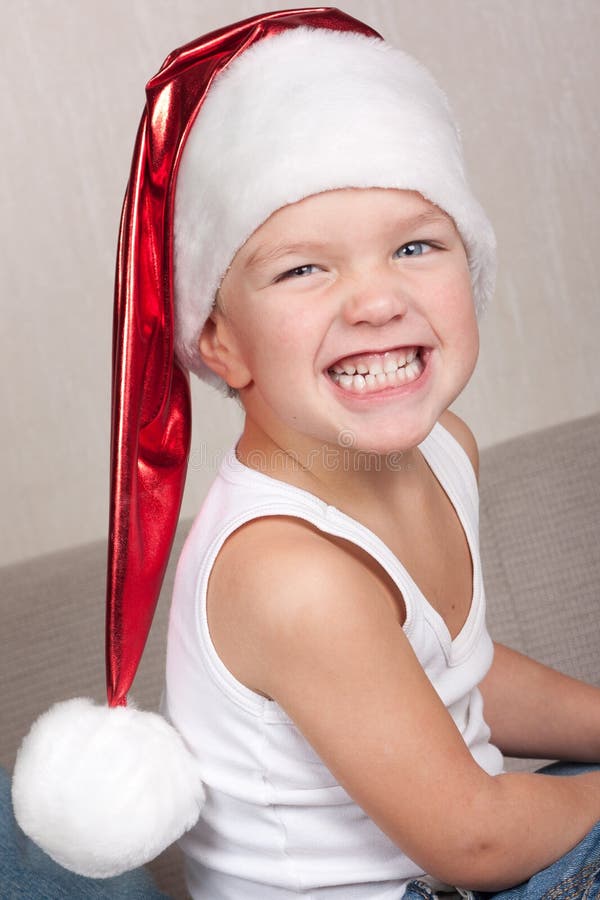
left=347, top=421, right=436, bottom=457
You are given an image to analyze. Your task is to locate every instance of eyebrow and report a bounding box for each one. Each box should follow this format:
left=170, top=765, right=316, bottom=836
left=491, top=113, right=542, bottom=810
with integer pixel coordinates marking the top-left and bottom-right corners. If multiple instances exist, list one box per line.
left=400, top=208, right=451, bottom=228
left=243, top=207, right=452, bottom=271
left=243, top=240, right=328, bottom=271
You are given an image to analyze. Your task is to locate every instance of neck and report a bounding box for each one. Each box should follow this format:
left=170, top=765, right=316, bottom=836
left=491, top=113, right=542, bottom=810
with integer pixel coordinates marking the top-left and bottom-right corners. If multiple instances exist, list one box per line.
left=235, top=416, right=428, bottom=510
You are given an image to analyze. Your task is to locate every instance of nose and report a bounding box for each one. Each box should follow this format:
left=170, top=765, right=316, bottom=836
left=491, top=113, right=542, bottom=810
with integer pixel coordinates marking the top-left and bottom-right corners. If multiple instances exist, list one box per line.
left=341, top=271, right=409, bottom=327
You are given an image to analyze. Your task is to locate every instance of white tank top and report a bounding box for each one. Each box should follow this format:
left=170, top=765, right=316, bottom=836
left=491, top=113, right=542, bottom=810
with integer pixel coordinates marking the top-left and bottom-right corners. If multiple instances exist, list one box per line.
left=164, top=422, right=504, bottom=899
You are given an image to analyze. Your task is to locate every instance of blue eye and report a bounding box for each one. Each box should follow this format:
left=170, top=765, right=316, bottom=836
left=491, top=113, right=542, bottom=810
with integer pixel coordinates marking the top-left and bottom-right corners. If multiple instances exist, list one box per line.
left=276, top=264, right=319, bottom=281
left=395, top=242, right=433, bottom=258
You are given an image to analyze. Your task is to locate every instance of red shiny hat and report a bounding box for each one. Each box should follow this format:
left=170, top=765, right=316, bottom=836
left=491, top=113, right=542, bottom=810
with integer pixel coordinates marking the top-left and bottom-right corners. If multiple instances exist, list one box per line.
left=106, top=6, right=378, bottom=709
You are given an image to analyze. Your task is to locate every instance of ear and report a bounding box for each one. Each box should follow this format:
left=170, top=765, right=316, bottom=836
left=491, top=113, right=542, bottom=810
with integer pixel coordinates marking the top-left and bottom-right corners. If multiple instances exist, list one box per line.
left=197, top=308, right=252, bottom=389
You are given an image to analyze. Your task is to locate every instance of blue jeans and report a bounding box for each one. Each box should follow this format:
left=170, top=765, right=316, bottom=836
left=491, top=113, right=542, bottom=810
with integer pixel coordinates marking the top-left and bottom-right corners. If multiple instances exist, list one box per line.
left=0, top=767, right=170, bottom=898
left=405, top=763, right=600, bottom=900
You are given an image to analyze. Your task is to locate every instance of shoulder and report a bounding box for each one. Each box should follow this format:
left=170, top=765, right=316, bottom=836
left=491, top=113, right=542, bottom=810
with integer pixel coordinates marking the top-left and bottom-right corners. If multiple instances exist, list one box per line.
left=207, top=515, right=401, bottom=697
left=212, top=514, right=394, bottom=622
left=438, top=409, right=479, bottom=481
left=214, top=514, right=354, bottom=580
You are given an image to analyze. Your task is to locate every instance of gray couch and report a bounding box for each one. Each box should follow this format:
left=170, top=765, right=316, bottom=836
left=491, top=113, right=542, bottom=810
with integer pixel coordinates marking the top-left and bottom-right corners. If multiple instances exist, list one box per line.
left=2, top=413, right=599, bottom=899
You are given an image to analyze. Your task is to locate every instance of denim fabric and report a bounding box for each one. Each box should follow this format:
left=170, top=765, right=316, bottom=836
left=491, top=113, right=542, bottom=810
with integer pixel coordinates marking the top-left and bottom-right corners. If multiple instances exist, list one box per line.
left=404, top=881, right=443, bottom=899
left=0, top=767, right=170, bottom=899
left=405, top=763, right=600, bottom=900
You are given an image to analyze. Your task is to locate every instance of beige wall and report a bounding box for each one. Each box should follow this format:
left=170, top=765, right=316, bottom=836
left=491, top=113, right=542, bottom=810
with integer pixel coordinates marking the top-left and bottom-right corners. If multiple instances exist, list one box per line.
left=2, top=0, right=599, bottom=566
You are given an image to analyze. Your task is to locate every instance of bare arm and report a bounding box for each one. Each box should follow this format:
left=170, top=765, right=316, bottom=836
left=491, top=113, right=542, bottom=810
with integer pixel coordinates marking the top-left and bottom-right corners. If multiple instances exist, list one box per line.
left=210, top=518, right=600, bottom=893
left=480, top=641, right=600, bottom=761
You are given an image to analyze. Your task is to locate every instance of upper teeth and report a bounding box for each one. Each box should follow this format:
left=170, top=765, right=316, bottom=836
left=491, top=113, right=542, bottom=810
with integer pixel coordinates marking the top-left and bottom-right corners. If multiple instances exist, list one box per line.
left=330, top=347, right=418, bottom=376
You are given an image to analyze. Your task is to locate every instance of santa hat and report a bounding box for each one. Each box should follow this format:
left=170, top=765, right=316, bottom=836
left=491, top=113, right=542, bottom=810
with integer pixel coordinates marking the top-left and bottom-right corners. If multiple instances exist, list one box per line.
left=174, top=20, right=495, bottom=390
left=11, top=6, right=496, bottom=879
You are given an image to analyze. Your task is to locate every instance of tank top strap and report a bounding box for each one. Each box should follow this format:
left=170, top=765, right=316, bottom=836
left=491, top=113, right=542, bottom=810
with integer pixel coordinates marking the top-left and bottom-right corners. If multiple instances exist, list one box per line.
left=419, top=421, right=480, bottom=531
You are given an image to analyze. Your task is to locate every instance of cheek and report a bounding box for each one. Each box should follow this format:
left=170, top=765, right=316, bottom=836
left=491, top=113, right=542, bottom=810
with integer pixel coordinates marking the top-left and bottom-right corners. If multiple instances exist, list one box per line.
left=428, top=267, right=479, bottom=372
left=449, top=279, right=479, bottom=371
left=435, top=266, right=477, bottom=331
left=256, top=303, right=322, bottom=360
left=232, top=303, right=316, bottom=387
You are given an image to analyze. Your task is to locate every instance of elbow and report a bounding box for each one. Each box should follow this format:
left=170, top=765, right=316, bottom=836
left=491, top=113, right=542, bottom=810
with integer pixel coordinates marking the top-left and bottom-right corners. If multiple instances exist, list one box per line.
left=427, top=833, right=515, bottom=893
left=414, top=781, right=517, bottom=892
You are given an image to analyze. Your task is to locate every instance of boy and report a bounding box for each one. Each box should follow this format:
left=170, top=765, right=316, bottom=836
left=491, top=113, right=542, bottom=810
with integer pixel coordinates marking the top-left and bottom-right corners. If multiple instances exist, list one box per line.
left=12, top=8, right=600, bottom=899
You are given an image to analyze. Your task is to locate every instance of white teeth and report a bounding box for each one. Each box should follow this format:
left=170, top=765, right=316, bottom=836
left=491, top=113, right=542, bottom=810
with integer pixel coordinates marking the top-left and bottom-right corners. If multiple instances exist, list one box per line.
left=330, top=352, right=424, bottom=394
left=329, top=347, right=423, bottom=385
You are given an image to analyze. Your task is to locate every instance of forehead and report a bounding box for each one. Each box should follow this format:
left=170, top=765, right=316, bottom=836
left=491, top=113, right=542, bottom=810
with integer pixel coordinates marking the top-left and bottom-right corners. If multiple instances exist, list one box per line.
left=235, top=188, right=453, bottom=269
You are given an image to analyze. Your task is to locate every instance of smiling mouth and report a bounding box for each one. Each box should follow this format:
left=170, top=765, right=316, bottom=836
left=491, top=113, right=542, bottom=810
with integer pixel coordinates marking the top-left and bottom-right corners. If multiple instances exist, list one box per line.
left=326, top=346, right=426, bottom=394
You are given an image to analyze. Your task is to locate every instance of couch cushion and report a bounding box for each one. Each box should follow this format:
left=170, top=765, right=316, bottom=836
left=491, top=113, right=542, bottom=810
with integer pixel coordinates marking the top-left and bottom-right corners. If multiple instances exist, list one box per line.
left=479, top=412, right=600, bottom=685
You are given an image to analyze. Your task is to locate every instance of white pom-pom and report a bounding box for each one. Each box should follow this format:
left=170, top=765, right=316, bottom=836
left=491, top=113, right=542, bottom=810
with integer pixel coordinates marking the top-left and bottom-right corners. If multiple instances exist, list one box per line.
left=12, top=697, right=205, bottom=877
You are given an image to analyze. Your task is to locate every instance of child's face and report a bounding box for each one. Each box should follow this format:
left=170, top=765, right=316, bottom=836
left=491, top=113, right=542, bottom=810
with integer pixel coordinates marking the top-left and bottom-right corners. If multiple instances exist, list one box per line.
left=200, top=188, right=478, bottom=456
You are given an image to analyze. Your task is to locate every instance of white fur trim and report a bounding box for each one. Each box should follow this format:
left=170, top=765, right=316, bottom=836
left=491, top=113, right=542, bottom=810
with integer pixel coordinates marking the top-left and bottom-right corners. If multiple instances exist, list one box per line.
left=12, top=698, right=205, bottom=877
left=173, top=26, right=496, bottom=389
